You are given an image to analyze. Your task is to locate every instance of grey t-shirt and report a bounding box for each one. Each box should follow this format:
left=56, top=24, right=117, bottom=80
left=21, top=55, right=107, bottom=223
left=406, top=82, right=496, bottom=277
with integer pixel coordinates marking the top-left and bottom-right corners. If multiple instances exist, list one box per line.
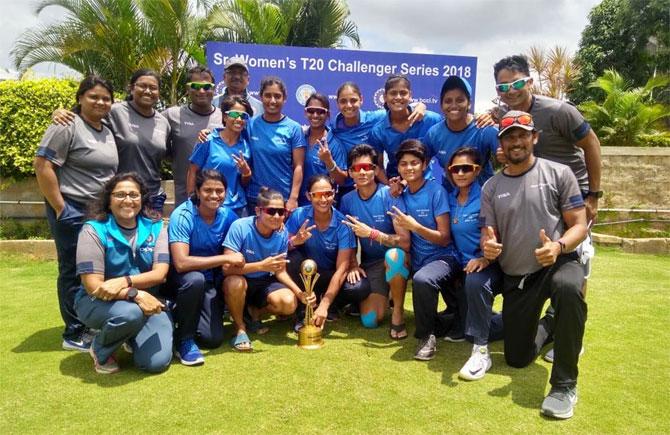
left=501, top=95, right=592, bottom=191
left=163, top=104, right=222, bottom=205
left=76, top=222, right=169, bottom=276
left=480, top=158, right=585, bottom=275
left=36, top=116, right=118, bottom=204
left=106, top=101, right=171, bottom=195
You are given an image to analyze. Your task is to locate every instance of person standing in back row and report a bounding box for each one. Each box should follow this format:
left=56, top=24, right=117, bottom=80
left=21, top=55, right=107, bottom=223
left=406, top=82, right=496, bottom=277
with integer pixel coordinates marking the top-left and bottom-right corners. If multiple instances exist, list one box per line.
left=214, top=56, right=263, bottom=116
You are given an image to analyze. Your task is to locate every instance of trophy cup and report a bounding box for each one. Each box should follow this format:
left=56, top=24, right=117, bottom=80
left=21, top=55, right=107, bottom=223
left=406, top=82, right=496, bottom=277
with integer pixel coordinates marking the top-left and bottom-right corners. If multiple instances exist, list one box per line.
left=298, top=259, right=324, bottom=349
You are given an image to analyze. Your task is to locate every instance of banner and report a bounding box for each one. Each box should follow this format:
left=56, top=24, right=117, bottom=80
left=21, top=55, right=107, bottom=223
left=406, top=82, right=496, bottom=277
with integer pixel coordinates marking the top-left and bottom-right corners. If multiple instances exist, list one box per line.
left=206, top=42, right=478, bottom=121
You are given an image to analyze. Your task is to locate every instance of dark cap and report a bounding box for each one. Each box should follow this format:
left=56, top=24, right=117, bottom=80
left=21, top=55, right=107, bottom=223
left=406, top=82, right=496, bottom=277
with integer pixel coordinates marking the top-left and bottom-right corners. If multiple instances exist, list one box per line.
left=497, top=110, right=536, bottom=137
left=440, top=75, right=472, bottom=101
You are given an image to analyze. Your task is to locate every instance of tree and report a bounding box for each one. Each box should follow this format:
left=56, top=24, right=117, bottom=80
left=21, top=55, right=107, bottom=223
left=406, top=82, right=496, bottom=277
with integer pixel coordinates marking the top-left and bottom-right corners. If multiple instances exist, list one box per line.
left=571, top=0, right=670, bottom=104
left=578, top=69, right=670, bottom=146
left=206, top=0, right=360, bottom=48
left=11, top=0, right=208, bottom=106
left=526, top=45, right=580, bottom=101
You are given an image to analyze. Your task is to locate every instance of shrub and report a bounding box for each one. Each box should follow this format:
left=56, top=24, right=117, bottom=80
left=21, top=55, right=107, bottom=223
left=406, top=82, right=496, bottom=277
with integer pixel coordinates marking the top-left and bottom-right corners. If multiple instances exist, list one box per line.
left=638, top=133, right=670, bottom=147
left=0, top=79, right=79, bottom=179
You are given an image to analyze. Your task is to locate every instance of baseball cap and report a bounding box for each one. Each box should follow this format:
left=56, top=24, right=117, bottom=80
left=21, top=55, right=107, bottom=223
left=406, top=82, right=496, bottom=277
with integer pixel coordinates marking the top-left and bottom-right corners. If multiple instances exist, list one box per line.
left=224, top=56, right=248, bottom=72
left=497, top=110, right=536, bottom=137
left=440, top=75, right=472, bottom=101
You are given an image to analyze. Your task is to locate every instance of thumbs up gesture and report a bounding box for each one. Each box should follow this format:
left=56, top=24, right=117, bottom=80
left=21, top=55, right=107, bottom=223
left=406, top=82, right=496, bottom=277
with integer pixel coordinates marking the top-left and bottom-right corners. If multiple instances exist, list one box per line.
left=482, top=226, right=503, bottom=261
left=534, top=229, right=561, bottom=267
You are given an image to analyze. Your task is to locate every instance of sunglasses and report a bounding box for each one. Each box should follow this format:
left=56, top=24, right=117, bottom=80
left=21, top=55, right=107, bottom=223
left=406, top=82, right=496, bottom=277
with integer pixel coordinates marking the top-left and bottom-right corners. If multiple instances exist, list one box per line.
left=500, top=114, right=534, bottom=128
left=261, top=207, right=287, bottom=217
left=447, top=163, right=479, bottom=174
left=305, top=106, right=328, bottom=115
left=495, top=77, right=531, bottom=93
left=309, top=190, right=335, bottom=200
left=187, top=82, right=214, bottom=91
left=225, top=110, right=250, bottom=120
left=350, top=163, right=376, bottom=172
left=111, top=191, right=141, bottom=200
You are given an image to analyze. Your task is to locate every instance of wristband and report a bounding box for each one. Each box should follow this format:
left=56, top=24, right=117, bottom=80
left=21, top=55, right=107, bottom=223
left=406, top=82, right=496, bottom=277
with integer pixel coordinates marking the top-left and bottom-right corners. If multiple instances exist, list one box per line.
left=557, top=240, right=566, bottom=254
left=326, top=162, right=337, bottom=172
left=124, top=275, right=132, bottom=287
left=369, top=229, right=379, bottom=241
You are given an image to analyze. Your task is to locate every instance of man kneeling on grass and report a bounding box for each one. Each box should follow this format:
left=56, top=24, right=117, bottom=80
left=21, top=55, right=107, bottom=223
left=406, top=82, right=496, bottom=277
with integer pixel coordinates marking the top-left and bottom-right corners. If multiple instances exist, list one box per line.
left=480, top=111, right=587, bottom=419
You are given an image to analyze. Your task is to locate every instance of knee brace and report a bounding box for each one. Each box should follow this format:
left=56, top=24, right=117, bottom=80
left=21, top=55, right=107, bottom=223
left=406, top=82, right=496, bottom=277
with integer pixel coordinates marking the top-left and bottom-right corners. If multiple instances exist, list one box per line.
left=361, top=310, right=378, bottom=328
left=385, top=248, right=409, bottom=282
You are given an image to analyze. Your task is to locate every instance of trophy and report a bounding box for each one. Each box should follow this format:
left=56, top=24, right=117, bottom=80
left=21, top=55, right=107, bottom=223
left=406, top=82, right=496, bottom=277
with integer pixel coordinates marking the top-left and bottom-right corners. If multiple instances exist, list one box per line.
left=297, top=259, right=324, bottom=349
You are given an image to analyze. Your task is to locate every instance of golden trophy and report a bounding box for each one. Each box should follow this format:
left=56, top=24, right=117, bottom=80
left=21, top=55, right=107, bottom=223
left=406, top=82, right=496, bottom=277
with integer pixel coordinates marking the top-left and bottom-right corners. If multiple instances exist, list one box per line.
left=297, top=259, right=324, bottom=350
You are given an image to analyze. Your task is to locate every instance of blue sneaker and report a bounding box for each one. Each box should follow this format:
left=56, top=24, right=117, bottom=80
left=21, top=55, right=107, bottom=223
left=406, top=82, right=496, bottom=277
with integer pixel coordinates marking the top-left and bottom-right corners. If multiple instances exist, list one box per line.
left=175, top=339, right=204, bottom=366
left=62, top=337, right=91, bottom=352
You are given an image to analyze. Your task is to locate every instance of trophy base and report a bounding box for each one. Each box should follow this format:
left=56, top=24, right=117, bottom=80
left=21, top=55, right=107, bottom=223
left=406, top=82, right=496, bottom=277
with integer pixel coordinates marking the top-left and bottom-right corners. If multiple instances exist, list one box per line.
left=298, top=325, right=324, bottom=350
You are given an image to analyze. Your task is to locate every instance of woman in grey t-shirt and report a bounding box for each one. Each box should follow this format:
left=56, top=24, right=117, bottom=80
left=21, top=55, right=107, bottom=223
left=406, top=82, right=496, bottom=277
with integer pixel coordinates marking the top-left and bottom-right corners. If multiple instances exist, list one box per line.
left=35, top=75, right=118, bottom=352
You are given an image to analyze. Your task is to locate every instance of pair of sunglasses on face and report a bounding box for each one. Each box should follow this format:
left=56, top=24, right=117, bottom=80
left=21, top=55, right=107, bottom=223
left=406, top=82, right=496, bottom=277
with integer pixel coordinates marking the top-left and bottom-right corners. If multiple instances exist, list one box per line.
left=350, top=163, right=377, bottom=172
left=447, top=163, right=480, bottom=174
left=187, top=81, right=214, bottom=91
left=225, top=110, right=250, bottom=120
left=260, top=207, right=287, bottom=217
left=308, top=190, right=335, bottom=200
left=495, top=77, right=531, bottom=93
left=305, top=106, right=328, bottom=116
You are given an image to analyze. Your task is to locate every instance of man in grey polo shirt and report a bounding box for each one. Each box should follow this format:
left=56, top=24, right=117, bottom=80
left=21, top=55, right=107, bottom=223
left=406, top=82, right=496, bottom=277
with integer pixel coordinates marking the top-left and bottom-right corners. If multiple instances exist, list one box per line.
left=163, top=65, right=223, bottom=206
left=213, top=56, right=263, bottom=116
left=481, top=111, right=588, bottom=419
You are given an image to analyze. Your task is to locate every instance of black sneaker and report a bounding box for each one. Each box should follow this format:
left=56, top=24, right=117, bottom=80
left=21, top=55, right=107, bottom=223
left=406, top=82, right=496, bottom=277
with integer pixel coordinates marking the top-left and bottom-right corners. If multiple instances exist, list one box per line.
left=541, top=386, right=578, bottom=419
left=344, top=304, right=360, bottom=317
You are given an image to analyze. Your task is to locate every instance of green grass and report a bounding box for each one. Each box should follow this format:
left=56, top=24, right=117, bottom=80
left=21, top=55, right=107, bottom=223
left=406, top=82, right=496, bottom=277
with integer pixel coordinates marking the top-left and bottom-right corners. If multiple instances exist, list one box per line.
left=1, top=247, right=669, bottom=434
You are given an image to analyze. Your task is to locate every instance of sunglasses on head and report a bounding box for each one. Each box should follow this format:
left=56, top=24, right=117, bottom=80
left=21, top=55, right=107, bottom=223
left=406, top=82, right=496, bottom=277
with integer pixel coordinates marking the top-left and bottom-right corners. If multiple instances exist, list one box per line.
left=350, top=163, right=376, bottom=172
left=495, top=77, right=531, bottom=93
left=309, top=190, right=335, bottom=200
left=447, top=163, right=479, bottom=174
left=261, top=207, right=287, bottom=217
left=187, top=82, right=214, bottom=91
left=225, top=110, right=250, bottom=120
left=305, top=106, right=328, bottom=115
left=500, top=114, right=534, bottom=128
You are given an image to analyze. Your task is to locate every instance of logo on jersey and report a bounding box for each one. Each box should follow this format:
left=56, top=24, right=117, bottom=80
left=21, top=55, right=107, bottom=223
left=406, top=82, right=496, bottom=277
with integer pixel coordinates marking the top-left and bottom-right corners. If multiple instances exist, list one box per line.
left=373, top=88, right=385, bottom=109
left=296, top=84, right=316, bottom=105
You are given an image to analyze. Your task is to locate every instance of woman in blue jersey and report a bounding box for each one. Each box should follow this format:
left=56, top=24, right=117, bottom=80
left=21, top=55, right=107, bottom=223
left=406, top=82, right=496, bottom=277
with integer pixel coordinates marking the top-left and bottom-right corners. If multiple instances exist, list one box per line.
left=188, top=96, right=253, bottom=216
left=246, top=77, right=306, bottom=212
left=446, top=147, right=503, bottom=381
left=332, top=81, right=427, bottom=198
left=369, top=75, right=443, bottom=183
left=164, top=169, right=244, bottom=363
left=222, top=187, right=315, bottom=350
left=388, top=139, right=463, bottom=361
left=53, top=69, right=172, bottom=213
left=74, top=173, right=172, bottom=374
left=423, top=75, right=499, bottom=193
left=36, top=75, right=118, bottom=352
left=300, top=93, right=348, bottom=206
left=285, top=175, right=362, bottom=330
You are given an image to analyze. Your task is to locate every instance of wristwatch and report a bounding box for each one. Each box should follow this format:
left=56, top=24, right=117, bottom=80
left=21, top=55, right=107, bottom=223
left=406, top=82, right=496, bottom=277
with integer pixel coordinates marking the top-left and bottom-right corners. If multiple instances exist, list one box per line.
left=587, top=190, right=603, bottom=198
left=126, top=287, right=138, bottom=302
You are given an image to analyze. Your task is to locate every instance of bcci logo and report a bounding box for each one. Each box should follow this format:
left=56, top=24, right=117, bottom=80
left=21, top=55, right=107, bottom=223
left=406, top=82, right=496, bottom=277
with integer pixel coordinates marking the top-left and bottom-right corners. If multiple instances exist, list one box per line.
left=296, top=84, right=316, bottom=105
left=373, top=88, right=385, bottom=109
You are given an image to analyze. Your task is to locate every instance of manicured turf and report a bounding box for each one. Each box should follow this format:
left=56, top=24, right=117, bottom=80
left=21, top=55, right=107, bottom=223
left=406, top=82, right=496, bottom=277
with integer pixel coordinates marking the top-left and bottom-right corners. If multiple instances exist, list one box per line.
left=1, top=247, right=668, bottom=433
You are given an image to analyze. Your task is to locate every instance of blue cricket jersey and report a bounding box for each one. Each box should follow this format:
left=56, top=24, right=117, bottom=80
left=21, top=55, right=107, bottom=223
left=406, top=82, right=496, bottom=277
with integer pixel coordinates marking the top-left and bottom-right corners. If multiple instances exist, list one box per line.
left=447, top=183, right=483, bottom=267
left=300, top=126, right=348, bottom=206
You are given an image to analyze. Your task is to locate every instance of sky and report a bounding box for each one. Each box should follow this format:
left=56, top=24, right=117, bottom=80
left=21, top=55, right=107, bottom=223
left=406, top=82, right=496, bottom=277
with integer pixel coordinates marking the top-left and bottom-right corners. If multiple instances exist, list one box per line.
left=0, top=0, right=602, bottom=111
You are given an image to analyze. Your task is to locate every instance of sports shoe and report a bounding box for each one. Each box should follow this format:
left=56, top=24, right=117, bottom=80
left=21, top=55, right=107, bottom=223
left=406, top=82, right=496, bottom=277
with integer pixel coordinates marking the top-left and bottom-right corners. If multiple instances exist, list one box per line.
left=175, top=339, right=204, bottom=366
left=294, top=319, right=305, bottom=333
left=62, top=337, right=91, bottom=352
left=541, top=386, right=578, bottom=419
left=344, top=304, right=360, bottom=317
left=89, top=346, right=120, bottom=374
left=543, top=346, right=585, bottom=363
left=443, top=330, right=466, bottom=343
left=121, top=342, right=133, bottom=354
left=414, top=334, right=437, bottom=361
left=459, top=345, right=492, bottom=381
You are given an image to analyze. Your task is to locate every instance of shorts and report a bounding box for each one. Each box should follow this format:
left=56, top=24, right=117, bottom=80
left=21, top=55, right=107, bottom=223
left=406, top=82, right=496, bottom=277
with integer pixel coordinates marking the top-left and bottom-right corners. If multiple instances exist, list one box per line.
left=245, top=276, right=285, bottom=308
left=362, top=259, right=390, bottom=297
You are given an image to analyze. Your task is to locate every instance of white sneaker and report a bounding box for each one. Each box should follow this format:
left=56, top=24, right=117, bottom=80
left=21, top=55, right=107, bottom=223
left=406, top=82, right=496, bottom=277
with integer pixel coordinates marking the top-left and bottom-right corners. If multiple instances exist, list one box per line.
left=459, top=345, right=492, bottom=381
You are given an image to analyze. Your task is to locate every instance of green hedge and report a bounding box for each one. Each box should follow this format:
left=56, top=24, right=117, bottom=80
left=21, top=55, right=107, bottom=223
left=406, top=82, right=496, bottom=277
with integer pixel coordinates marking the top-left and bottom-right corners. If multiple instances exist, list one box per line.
left=0, top=79, right=80, bottom=179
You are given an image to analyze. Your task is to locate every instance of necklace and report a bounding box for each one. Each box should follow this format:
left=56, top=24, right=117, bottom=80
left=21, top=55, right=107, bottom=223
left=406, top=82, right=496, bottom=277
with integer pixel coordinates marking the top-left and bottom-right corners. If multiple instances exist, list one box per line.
left=452, top=194, right=468, bottom=224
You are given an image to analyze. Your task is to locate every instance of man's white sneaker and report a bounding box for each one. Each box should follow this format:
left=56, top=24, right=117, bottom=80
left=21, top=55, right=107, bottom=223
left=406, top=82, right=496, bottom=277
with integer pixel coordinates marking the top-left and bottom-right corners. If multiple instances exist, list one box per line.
left=458, top=345, right=492, bottom=381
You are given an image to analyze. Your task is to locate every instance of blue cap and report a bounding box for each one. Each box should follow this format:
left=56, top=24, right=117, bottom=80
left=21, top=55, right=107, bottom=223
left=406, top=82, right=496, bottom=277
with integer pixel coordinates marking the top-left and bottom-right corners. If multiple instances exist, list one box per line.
left=440, top=76, right=472, bottom=102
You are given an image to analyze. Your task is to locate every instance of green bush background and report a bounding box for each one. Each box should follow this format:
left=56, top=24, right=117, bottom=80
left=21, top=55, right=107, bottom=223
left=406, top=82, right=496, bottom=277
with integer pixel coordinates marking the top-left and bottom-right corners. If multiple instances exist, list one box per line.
left=0, top=79, right=79, bottom=179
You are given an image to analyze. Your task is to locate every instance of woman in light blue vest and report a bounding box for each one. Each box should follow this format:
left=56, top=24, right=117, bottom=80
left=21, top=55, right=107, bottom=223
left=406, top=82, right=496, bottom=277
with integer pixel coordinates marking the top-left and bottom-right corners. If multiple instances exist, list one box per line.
left=74, top=173, right=172, bottom=374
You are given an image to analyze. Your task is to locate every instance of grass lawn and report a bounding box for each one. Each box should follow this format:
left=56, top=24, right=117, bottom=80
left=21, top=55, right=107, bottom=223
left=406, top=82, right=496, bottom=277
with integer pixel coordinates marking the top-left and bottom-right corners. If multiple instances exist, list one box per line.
left=1, top=247, right=668, bottom=434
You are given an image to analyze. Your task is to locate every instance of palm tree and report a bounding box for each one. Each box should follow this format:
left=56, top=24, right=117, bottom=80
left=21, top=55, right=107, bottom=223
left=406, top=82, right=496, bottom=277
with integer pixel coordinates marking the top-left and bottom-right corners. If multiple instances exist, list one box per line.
left=206, top=0, right=360, bottom=48
left=579, top=69, right=670, bottom=146
left=526, top=46, right=580, bottom=101
left=11, top=0, right=207, bottom=105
